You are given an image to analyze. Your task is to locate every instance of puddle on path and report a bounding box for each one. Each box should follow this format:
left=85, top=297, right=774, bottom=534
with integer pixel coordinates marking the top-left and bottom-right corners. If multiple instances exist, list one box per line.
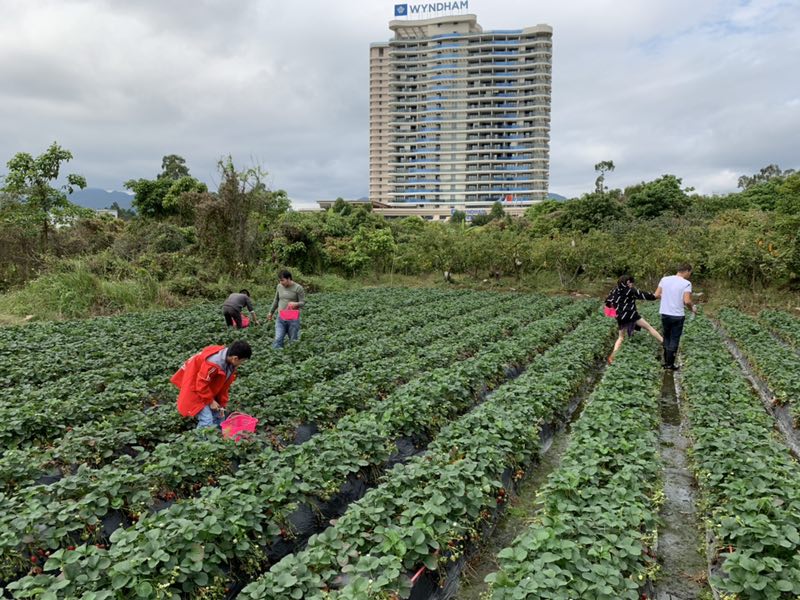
left=654, top=371, right=709, bottom=600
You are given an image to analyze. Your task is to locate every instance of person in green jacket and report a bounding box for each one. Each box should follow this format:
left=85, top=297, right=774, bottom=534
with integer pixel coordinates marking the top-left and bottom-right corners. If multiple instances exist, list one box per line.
left=267, top=270, right=306, bottom=349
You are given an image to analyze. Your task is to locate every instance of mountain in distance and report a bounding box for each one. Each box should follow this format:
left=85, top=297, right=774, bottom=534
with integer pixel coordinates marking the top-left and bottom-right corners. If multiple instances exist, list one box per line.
left=69, top=188, right=133, bottom=210
left=547, top=192, right=567, bottom=201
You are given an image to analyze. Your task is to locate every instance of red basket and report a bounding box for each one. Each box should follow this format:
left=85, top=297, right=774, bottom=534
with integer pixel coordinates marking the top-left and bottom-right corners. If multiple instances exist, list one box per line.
left=220, top=412, right=258, bottom=441
left=603, top=306, right=618, bottom=318
left=234, top=315, right=250, bottom=329
left=279, top=308, right=299, bottom=320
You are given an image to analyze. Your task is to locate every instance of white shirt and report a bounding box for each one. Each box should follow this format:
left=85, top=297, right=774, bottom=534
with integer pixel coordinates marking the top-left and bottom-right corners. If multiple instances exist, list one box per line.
left=658, top=275, right=692, bottom=317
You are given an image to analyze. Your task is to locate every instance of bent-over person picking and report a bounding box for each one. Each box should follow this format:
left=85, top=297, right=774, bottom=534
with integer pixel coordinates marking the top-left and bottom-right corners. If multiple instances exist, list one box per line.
left=268, top=270, right=306, bottom=349
left=171, top=340, right=252, bottom=428
left=222, top=289, right=259, bottom=329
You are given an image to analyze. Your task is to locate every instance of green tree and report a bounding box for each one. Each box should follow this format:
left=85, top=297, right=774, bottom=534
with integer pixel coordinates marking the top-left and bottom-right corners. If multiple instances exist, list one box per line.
left=470, top=202, right=506, bottom=227
left=775, top=172, right=800, bottom=215
left=158, top=154, right=190, bottom=180
left=331, top=198, right=352, bottom=216
left=489, top=201, right=506, bottom=221
left=558, top=191, right=624, bottom=233
left=1, top=142, right=87, bottom=245
left=125, top=155, right=207, bottom=219
left=193, top=157, right=289, bottom=275
left=523, top=199, right=562, bottom=236
left=350, top=226, right=396, bottom=275
left=626, top=174, right=689, bottom=219
left=737, top=164, right=795, bottom=190
left=450, top=209, right=466, bottom=225
left=594, top=160, right=615, bottom=194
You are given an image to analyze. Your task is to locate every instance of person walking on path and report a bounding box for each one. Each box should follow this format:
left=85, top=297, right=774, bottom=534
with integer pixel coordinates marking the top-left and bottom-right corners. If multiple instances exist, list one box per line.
left=222, top=290, right=259, bottom=329
left=655, top=263, right=697, bottom=370
left=171, top=340, right=252, bottom=428
left=268, top=270, right=306, bottom=349
left=605, top=274, right=663, bottom=364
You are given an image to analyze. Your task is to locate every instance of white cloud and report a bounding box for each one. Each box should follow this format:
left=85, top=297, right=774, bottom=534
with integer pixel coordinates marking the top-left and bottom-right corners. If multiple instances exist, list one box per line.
left=0, top=0, right=797, bottom=204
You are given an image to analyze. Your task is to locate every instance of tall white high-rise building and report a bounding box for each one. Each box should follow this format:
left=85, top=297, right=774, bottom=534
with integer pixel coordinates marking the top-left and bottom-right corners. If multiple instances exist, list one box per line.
left=369, top=13, right=553, bottom=217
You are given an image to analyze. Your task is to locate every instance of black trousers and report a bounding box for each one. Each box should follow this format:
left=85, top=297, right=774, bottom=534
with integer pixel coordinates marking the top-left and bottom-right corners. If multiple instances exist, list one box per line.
left=223, top=308, right=243, bottom=328
left=661, top=314, right=685, bottom=352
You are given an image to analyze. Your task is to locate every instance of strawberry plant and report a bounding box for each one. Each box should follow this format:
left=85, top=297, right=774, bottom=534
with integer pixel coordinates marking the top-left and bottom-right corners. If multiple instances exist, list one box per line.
left=486, top=334, right=663, bottom=600
left=760, top=309, right=800, bottom=350
left=680, top=315, right=800, bottom=598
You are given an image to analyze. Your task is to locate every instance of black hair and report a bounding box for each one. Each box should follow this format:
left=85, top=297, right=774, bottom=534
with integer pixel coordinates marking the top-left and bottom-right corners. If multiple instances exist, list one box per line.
left=278, top=270, right=293, bottom=281
left=618, top=274, right=634, bottom=286
left=228, top=340, right=252, bottom=360
left=239, top=289, right=250, bottom=296
left=676, top=263, right=693, bottom=273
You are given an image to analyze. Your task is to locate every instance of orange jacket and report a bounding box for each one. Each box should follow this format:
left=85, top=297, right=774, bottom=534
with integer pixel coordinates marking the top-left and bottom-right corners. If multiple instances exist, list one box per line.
left=171, top=345, right=237, bottom=417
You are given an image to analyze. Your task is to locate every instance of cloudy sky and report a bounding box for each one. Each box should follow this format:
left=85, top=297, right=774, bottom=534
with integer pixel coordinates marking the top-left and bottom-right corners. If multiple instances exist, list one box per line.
left=1, top=0, right=798, bottom=205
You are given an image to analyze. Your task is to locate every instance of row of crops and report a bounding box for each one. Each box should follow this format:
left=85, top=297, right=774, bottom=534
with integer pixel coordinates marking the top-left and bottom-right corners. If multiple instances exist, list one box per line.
left=2, top=288, right=800, bottom=599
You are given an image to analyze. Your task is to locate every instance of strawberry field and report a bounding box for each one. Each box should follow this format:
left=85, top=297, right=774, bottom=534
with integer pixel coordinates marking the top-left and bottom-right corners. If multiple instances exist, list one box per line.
left=2, top=288, right=800, bottom=599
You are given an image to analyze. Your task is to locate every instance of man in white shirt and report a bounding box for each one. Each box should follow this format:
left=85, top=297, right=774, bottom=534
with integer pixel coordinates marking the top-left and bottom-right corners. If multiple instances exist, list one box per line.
left=654, top=264, right=697, bottom=370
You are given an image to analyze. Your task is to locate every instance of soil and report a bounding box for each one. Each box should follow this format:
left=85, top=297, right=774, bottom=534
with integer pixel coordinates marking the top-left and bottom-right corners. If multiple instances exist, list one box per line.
left=653, top=371, right=709, bottom=600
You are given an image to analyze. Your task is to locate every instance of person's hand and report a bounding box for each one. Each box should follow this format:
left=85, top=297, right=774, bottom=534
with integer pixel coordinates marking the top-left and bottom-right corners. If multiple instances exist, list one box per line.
left=210, top=400, right=221, bottom=411
left=287, top=302, right=297, bottom=309
left=691, top=304, right=698, bottom=314
left=267, top=313, right=273, bottom=321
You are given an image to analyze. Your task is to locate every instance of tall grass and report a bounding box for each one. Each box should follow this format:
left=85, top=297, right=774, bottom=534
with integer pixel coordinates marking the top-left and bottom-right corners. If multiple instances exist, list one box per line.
left=0, top=263, right=177, bottom=321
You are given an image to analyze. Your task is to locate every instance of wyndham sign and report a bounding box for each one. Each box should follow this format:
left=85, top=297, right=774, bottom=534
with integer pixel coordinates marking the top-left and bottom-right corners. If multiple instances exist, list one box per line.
left=395, top=1, right=469, bottom=17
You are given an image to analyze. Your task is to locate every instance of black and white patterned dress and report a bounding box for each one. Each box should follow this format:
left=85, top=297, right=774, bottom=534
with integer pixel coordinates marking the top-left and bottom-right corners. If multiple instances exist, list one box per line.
left=605, top=282, right=656, bottom=329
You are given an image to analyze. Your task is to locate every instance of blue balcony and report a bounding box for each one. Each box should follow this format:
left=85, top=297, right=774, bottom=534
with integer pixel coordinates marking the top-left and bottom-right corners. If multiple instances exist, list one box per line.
left=430, top=75, right=456, bottom=80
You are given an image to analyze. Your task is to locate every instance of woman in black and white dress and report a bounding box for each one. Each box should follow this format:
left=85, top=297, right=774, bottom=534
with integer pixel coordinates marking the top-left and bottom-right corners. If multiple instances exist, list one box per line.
left=605, top=274, right=663, bottom=364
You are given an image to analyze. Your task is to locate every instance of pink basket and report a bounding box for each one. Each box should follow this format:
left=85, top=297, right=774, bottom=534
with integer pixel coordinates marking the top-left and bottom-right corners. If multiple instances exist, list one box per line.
left=279, top=308, right=299, bottom=320
left=603, top=306, right=618, bottom=318
left=234, top=315, right=250, bottom=329
left=220, top=412, right=258, bottom=441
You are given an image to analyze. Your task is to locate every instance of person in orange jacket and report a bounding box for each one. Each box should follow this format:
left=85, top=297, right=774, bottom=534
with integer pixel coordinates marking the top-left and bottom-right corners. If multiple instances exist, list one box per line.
left=171, top=340, right=252, bottom=428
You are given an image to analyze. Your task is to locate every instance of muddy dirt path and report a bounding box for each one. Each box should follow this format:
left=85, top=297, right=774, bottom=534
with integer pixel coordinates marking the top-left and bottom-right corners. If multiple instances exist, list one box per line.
left=653, top=371, right=709, bottom=600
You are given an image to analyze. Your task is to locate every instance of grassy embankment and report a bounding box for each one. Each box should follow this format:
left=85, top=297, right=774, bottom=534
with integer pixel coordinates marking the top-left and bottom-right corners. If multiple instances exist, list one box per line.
left=0, top=260, right=797, bottom=325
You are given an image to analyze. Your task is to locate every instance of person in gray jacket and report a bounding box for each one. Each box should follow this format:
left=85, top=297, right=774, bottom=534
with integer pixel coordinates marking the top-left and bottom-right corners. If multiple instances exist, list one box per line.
left=267, top=270, right=305, bottom=349
left=222, top=289, right=259, bottom=329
